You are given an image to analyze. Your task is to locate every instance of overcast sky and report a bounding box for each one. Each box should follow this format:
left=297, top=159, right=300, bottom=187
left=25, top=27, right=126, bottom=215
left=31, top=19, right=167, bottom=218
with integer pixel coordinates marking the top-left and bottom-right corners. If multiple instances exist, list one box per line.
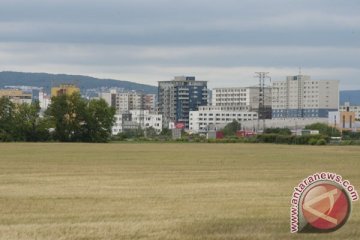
left=0, top=0, right=359, bottom=89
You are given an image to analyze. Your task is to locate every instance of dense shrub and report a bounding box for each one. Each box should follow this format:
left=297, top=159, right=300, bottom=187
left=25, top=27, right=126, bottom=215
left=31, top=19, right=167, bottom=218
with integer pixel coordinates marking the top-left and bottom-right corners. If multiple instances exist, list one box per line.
left=316, top=139, right=327, bottom=145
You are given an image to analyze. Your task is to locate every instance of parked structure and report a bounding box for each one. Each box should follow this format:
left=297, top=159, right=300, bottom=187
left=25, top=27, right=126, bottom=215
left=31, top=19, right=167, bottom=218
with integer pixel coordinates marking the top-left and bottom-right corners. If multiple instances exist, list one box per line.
left=272, top=74, right=339, bottom=118
left=158, top=76, right=208, bottom=129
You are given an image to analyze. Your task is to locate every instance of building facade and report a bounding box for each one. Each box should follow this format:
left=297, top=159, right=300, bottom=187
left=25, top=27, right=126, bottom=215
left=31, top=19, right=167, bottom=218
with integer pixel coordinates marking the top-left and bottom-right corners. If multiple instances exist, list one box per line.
left=51, top=84, right=80, bottom=97
left=158, top=76, right=208, bottom=128
left=112, top=110, right=162, bottom=135
left=0, top=89, right=32, bottom=104
left=189, top=106, right=258, bottom=133
left=100, top=90, right=156, bottom=114
left=39, top=91, right=51, bottom=111
left=328, top=111, right=359, bottom=132
left=272, top=75, right=339, bottom=118
left=339, top=102, right=360, bottom=120
left=142, top=94, right=156, bottom=113
left=212, top=86, right=272, bottom=119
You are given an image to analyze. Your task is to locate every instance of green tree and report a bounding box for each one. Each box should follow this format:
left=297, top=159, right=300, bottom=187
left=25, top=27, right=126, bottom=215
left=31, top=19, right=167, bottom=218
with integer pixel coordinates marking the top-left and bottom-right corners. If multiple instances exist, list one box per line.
left=12, top=101, right=48, bottom=141
left=223, top=120, right=241, bottom=137
left=45, top=93, right=85, bottom=142
left=82, top=99, right=115, bottom=142
left=0, top=97, right=15, bottom=141
left=45, top=93, right=115, bottom=142
left=145, top=126, right=158, bottom=139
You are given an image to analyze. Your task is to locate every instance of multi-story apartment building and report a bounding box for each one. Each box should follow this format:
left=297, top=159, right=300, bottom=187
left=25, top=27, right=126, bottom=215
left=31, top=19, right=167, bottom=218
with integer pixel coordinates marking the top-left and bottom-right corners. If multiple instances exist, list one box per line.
left=158, top=76, right=208, bottom=128
left=0, top=89, right=32, bottom=104
left=100, top=90, right=156, bottom=114
left=189, top=106, right=258, bottom=133
left=112, top=110, right=162, bottom=135
left=272, top=75, right=339, bottom=118
left=212, top=87, right=272, bottom=119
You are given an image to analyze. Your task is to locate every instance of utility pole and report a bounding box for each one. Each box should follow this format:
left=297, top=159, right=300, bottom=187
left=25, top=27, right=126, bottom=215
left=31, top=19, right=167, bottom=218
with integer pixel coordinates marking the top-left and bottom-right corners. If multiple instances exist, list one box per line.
left=255, top=72, right=271, bottom=133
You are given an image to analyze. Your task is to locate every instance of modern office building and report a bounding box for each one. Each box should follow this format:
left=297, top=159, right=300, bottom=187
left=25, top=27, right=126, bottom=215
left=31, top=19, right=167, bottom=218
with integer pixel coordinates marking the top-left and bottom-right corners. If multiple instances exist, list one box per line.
left=0, top=89, right=32, bottom=104
left=272, top=75, right=339, bottom=118
left=158, top=76, right=208, bottom=128
left=212, top=86, right=272, bottom=119
left=189, top=106, right=258, bottom=133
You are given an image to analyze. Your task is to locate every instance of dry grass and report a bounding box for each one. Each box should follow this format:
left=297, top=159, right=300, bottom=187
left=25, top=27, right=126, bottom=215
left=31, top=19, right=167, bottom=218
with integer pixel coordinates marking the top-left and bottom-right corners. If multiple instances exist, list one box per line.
left=0, top=143, right=359, bottom=240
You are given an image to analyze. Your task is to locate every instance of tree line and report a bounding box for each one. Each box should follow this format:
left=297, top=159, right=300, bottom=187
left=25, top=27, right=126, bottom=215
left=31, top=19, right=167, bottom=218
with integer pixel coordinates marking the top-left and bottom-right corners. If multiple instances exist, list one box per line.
left=0, top=93, right=115, bottom=142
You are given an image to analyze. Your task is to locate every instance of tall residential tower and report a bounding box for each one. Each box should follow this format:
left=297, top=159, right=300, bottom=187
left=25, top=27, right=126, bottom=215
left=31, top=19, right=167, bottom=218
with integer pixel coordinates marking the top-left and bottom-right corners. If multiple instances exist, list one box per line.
left=158, top=76, right=208, bottom=128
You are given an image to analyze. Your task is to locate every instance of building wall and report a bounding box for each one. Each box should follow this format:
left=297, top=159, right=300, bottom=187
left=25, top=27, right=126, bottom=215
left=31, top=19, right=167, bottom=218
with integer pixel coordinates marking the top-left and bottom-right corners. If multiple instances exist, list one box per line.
left=39, top=91, right=51, bottom=111
left=212, top=87, right=272, bottom=119
left=51, top=85, right=80, bottom=97
left=112, top=110, right=162, bottom=135
left=272, top=75, right=339, bottom=118
left=143, top=94, right=156, bottom=113
left=0, top=89, right=32, bottom=104
left=100, top=90, right=153, bottom=114
left=189, top=106, right=258, bottom=133
left=339, top=102, right=360, bottom=120
left=329, top=111, right=358, bottom=131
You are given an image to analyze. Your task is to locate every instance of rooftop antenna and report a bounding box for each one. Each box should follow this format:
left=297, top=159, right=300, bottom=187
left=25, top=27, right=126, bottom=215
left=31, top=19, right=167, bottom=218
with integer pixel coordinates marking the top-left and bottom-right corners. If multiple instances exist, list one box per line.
left=299, top=67, right=302, bottom=76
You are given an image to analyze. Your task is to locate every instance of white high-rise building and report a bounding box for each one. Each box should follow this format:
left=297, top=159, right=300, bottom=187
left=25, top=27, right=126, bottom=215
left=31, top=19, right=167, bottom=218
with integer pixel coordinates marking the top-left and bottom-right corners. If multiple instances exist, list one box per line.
left=272, top=75, right=339, bottom=118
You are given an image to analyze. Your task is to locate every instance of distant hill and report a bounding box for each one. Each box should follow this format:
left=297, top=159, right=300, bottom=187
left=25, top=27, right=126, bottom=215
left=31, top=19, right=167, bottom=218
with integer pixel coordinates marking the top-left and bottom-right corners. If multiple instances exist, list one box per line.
left=340, top=90, right=360, bottom=105
left=0, top=71, right=157, bottom=94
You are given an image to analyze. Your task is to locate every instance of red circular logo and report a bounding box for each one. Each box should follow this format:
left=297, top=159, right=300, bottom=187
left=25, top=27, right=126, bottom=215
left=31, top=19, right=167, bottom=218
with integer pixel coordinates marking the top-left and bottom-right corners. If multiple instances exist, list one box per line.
left=301, top=183, right=351, bottom=232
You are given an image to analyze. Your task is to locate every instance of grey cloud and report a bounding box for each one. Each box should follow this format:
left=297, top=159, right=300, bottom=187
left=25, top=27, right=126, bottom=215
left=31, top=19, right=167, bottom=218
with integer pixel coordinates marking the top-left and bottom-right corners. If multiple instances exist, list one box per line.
left=0, top=0, right=359, bottom=89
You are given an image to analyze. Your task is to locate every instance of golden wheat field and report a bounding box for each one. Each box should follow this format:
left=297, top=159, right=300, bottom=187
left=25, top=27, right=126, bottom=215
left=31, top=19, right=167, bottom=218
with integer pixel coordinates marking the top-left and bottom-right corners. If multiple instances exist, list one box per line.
left=0, top=143, right=359, bottom=240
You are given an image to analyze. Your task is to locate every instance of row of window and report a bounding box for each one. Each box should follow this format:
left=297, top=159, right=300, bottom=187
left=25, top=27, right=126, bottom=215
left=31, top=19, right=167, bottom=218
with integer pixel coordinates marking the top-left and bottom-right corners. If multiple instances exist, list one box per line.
left=196, top=113, right=256, bottom=117
left=189, top=118, right=256, bottom=125
left=214, top=89, right=247, bottom=92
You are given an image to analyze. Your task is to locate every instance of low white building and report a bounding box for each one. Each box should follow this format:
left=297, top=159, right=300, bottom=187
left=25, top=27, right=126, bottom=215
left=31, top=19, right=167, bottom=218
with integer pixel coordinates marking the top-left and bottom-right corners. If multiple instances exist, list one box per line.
left=112, top=110, right=162, bottom=135
left=130, top=110, right=162, bottom=132
left=189, top=106, right=258, bottom=133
